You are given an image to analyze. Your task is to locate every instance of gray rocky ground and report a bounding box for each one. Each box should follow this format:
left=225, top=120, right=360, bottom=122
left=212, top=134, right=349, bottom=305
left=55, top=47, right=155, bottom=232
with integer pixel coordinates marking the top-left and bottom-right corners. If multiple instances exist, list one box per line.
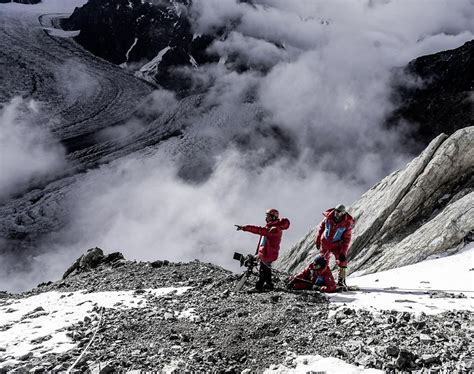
left=0, top=249, right=472, bottom=373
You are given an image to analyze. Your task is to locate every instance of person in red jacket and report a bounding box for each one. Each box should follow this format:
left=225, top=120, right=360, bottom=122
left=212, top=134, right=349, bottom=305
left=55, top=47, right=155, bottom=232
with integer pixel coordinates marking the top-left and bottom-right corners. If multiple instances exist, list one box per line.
left=235, top=208, right=290, bottom=291
left=288, top=255, right=337, bottom=293
left=315, top=204, right=354, bottom=290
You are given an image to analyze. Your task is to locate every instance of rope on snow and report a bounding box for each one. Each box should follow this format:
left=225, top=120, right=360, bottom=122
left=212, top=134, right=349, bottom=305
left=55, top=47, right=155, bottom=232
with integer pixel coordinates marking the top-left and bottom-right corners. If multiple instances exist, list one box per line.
left=66, top=306, right=104, bottom=373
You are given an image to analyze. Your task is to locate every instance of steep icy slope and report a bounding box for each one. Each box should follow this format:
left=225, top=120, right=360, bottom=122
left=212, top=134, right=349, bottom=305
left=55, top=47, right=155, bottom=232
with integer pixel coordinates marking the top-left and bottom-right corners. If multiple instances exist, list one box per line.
left=0, top=6, right=153, bottom=142
left=278, top=127, right=474, bottom=275
left=0, top=2, right=161, bottom=252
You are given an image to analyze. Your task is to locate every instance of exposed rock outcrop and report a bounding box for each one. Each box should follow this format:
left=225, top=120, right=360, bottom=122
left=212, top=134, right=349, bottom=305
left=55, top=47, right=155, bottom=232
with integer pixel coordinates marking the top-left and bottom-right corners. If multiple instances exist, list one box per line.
left=62, top=247, right=124, bottom=279
left=62, top=0, right=218, bottom=92
left=278, top=126, right=474, bottom=276
left=387, top=40, right=474, bottom=150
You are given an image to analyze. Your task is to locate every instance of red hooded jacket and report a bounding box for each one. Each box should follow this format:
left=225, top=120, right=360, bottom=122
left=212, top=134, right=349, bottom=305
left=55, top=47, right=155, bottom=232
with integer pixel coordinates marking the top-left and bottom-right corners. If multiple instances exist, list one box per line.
left=242, top=218, right=290, bottom=263
left=290, top=262, right=337, bottom=293
left=315, top=209, right=354, bottom=267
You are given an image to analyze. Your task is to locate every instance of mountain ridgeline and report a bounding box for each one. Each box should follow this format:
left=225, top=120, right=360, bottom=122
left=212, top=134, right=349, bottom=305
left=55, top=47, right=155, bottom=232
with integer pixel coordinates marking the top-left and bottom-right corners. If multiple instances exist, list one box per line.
left=387, top=39, right=474, bottom=151
left=61, top=0, right=218, bottom=93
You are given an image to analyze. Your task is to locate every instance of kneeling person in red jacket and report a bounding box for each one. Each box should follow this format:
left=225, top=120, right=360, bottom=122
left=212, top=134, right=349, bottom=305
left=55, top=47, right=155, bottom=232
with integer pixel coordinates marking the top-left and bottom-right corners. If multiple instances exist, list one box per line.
left=288, top=255, right=337, bottom=293
left=236, top=208, right=290, bottom=291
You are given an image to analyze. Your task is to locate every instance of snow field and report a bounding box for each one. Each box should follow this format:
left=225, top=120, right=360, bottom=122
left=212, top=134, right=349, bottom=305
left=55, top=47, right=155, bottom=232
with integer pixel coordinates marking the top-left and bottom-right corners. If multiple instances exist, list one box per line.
left=330, top=245, right=474, bottom=315
left=0, top=287, right=191, bottom=368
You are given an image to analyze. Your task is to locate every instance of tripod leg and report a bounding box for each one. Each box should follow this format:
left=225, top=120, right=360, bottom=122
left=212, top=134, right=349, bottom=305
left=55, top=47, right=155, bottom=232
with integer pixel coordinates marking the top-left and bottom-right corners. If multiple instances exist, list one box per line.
left=235, top=273, right=248, bottom=291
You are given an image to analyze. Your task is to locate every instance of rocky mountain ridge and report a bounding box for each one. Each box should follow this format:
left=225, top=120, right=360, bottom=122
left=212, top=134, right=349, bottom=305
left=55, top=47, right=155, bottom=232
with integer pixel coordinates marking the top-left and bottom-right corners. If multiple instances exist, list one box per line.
left=278, top=126, right=474, bottom=276
left=388, top=40, right=474, bottom=149
left=0, top=248, right=472, bottom=372
left=62, top=0, right=218, bottom=92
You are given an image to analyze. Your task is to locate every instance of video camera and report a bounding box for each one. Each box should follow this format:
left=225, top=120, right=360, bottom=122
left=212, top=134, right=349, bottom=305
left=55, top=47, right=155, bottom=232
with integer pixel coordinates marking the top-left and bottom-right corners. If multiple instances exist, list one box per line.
left=233, top=252, right=259, bottom=292
left=233, top=252, right=258, bottom=269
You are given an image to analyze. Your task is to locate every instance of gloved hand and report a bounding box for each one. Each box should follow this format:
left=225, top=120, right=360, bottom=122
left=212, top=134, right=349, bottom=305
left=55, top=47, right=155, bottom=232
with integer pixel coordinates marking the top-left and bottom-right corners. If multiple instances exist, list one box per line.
left=316, top=244, right=320, bottom=250
left=235, top=225, right=243, bottom=231
left=312, top=284, right=321, bottom=291
left=320, top=286, right=327, bottom=292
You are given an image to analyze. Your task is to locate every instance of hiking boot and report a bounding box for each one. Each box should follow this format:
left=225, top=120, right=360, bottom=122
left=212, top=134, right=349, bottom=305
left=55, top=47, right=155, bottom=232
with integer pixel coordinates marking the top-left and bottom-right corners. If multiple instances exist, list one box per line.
left=263, top=283, right=274, bottom=291
left=337, top=267, right=348, bottom=290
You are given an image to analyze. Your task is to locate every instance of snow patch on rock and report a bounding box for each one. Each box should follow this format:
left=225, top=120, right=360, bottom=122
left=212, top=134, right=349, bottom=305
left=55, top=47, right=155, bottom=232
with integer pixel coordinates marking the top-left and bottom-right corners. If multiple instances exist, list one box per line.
left=41, top=27, right=80, bottom=38
left=136, top=46, right=172, bottom=82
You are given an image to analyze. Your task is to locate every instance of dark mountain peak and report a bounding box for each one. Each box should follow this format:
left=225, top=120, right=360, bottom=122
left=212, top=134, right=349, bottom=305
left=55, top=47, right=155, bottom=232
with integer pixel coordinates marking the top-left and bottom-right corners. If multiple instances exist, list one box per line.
left=387, top=40, right=474, bottom=150
left=407, top=39, right=474, bottom=86
left=62, top=0, right=218, bottom=92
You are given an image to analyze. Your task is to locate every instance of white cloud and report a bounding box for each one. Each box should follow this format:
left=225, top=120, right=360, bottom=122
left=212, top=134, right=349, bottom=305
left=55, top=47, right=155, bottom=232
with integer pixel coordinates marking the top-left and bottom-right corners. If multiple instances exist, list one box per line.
left=24, top=148, right=360, bottom=284
left=189, top=0, right=245, bottom=34
left=208, top=31, right=290, bottom=70
left=55, top=59, right=101, bottom=104
left=0, top=97, right=66, bottom=200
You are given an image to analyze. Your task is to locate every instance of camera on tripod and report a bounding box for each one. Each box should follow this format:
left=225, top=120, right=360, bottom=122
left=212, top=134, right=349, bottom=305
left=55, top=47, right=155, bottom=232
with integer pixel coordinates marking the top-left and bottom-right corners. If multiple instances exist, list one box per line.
left=233, top=252, right=257, bottom=269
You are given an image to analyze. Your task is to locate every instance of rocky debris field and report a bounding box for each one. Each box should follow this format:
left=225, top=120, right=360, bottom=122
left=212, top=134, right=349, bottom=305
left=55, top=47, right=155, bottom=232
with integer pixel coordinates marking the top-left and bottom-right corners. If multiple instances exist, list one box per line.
left=0, top=249, right=473, bottom=373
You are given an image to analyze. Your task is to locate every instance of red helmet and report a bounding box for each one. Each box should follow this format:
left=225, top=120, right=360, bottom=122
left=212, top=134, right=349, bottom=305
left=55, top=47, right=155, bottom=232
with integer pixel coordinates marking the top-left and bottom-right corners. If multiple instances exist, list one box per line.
left=265, top=208, right=279, bottom=219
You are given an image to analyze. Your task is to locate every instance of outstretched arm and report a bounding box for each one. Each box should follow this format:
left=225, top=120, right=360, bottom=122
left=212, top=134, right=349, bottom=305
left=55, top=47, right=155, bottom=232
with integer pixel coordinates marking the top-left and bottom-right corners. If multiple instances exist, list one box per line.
left=240, top=225, right=269, bottom=236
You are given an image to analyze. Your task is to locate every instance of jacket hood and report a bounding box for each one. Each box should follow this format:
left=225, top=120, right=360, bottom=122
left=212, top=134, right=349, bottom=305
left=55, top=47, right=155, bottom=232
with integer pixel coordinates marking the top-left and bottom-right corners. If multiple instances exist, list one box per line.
left=268, top=217, right=290, bottom=230
left=323, top=208, right=354, bottom=225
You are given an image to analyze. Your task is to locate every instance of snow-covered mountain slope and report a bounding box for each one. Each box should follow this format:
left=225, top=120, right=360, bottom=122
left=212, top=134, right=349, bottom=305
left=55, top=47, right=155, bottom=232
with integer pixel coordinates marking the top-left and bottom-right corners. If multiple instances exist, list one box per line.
left=0, top=2, right=176, bottom=254
left=278, top=126, right=474, bottom=276
left=0, top=1, right=161, bottom=208
left=0, top=3, right=153, bottom=141
left=0, top=247, right=472, bottom=372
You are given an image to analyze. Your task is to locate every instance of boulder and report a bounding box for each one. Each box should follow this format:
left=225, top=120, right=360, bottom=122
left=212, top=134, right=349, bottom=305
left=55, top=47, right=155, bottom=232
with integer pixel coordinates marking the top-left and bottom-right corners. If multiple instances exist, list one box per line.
left=396, top=349, right=416, bottom=370
left=103, top=252, right=125, bottom=264
left=62, top=247, right=105, bottom=279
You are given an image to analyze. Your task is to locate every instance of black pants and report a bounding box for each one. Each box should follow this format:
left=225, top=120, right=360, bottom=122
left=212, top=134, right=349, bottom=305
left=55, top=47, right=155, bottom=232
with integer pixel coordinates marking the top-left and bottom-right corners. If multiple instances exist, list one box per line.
left=256, top=261, right=273, bottom=290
